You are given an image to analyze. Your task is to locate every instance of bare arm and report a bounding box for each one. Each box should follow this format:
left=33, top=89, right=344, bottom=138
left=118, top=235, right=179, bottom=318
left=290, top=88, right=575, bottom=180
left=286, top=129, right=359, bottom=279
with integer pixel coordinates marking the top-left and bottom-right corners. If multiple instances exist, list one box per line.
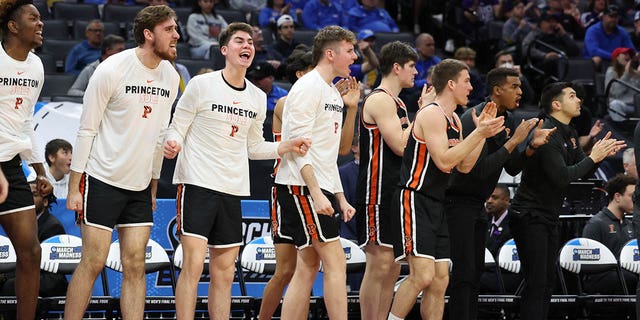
left=416, top=104, right=504, bottom=173
left=336, top=77, right=360, bottom=155
left=358, top=42, right=379, bottom=75
left=363, top=92, right=410, bottom=156
left=0, top=169, right=7, bottom=204
left=300, top=164, right=334, bottom=215
left=272, top=96, right=286, bottom=134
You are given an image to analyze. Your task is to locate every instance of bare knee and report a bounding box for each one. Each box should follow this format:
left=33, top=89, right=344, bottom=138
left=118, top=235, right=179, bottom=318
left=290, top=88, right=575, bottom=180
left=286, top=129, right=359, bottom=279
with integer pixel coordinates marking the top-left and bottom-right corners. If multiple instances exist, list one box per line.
left=409, top=271, right=434, bottom=290
left=16, top=241, right=41, bottom=265
left=121, top=251, right=146, bottom=279
left=429, top=273, right=449, bottom=295
left=273, top=262, right=296, bottom=284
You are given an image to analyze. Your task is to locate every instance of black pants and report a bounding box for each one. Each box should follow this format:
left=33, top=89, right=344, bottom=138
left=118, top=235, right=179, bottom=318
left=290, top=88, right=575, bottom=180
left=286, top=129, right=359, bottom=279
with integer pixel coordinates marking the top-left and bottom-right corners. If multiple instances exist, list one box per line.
left=510, top=209, right=559, bottom=320
left=445, top=200, right=487, bottom=320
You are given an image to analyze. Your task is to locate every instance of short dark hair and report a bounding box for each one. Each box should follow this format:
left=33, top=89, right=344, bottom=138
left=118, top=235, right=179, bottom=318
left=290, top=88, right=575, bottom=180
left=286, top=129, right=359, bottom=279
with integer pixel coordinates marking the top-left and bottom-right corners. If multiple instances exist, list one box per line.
left=132, top=5, right=177, bottom=45
left=101, top=34, right=125, bottom=55
left=494, top=183, right=511, bottom=199
left=539, top=82, right=575, bottom=114
left=486, top=67, right=519, bottom=94
left=0, top=0, right=33, bottom=36
left=218, top=22, right=253, bottom=47
left=378, top=41, right=418, bottom=76
left=286, top=44, right=313, bottom=84
left=431, top=59, right=469, bottom=94
left=605, top=174, right=637, bottom=202
left=311, top=25, right=356, bottom=65
left=45, top=139, right=72, bottom=166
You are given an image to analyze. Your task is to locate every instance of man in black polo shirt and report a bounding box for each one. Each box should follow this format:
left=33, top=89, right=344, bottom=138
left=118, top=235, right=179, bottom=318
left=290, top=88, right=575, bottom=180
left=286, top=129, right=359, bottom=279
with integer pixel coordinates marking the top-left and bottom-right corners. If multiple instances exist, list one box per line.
left=510, top=82, right=625, bottom=320
left=583, top=174, right=637, bottom=294
left=445, top=67, right=554, bottom=320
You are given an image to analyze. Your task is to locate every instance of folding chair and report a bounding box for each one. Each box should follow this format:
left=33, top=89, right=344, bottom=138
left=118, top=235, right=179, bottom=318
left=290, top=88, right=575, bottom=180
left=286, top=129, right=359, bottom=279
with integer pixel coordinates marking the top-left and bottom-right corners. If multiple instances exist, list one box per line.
left=0, top=235, right=18, bottom=316
left=218, top=9, right=247, bottom=23
left=41, top=39, right=81, bottom=73
left=619, top=239, right=640, bottom=274
left=103, top=5, right=145, bottom=29
left=51, top=3, right=100, bottom=25
left=557, top=237, right=633, bottom=319
left=174, top=243, right=253, bottom=319
left=105, top=238, right=176, bottom=318
left=42, top=19, right=70, bottom=40
left=38, top=234, right=115, bottom=319
left=39, top=73, right=77, bottom=101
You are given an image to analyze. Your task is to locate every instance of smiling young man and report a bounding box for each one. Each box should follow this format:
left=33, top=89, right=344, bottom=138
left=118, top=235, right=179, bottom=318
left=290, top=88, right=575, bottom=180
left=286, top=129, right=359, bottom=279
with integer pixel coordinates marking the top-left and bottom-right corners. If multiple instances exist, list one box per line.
left=275, top=25, right=358, bottom=320
left=64, top=5, right=180, bottom=320
left=510, top=82, right=624, bottom=320
left=163, top=22, right=311, bottom=319
left=388, top=59, right=505, bottom=320
left=444, top=67, right=555, bottom=320
left=0, top=1, right=52, bottom=318
left=44, top=139, right=72, bottom=199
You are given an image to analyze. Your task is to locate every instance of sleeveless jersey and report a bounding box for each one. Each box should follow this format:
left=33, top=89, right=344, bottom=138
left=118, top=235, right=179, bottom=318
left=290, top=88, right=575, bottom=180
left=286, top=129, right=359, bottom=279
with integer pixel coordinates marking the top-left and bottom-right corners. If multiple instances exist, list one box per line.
left=356, top=87, right=409, bottom=206
left=398, top=103, right=460, bottom=201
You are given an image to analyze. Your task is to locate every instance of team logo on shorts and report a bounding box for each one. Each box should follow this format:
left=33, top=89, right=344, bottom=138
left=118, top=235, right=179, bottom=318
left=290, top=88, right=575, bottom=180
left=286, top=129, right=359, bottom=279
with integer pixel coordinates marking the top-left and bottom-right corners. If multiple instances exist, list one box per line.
left=306, top=224, right=317, bottom=236
left=368, top=226, right=377, bottom=238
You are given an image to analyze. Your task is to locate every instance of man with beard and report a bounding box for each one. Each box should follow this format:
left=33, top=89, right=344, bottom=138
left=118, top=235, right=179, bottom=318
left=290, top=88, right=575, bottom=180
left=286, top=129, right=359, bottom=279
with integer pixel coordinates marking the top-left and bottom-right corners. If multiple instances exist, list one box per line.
left=64, top=5, right=180, bottom=319
left=445, top=67, right=555, bottom=320
left=583, top=4, right=636, bottom=67
left=510, top=82, right=624, bottom=320
left=0, top=1, right=52, bottom=318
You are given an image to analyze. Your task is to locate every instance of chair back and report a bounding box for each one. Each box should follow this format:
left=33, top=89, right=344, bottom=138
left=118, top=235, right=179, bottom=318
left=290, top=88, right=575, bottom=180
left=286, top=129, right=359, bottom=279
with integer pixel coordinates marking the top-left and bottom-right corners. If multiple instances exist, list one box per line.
left=40, top=234, right=82, bottom=274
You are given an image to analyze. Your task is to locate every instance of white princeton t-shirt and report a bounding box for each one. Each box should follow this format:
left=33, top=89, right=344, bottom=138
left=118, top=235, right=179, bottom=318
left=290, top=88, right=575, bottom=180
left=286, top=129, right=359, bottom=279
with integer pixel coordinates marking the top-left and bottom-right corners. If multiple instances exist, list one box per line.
left=0, top=44, right=44, bottom=163
left=70, top=48, right=179, bottom=191
left=166, top=71, right=279, bottom=196
left=275, top=69, right=344, bottom=194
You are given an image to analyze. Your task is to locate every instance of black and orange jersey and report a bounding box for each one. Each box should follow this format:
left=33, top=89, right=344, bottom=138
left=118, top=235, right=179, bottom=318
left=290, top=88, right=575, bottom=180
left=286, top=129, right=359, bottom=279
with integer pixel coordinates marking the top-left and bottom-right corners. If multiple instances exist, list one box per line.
left=356, top=87, right=409, bottom=207
left=271, top=130, right=282, bottom=178
left=398, top=103, right=460, bottom=201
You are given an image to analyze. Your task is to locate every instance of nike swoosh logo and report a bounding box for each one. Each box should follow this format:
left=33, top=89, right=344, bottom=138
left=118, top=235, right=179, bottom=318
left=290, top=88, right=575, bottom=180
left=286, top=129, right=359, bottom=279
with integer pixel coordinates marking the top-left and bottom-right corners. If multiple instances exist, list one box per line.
left=17, top=71, right=24, bottom=75
left=233, top=101, right=241, bottom=104
left=147, top=80, right=154, bottom=83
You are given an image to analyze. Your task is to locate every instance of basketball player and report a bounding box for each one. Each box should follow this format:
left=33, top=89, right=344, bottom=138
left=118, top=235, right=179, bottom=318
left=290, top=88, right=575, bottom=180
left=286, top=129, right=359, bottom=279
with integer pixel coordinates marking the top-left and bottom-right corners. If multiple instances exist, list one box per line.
left=163, top=22, right=311, bottom=319
left=357, top=41, right=422, bottom=319
left=275, top=25, right=358, bottom=320
left=64, top=5, right=180, bottom=319
left=0, top=1, right=52, bottom=318
left=388, top=59, right=505, bottom=320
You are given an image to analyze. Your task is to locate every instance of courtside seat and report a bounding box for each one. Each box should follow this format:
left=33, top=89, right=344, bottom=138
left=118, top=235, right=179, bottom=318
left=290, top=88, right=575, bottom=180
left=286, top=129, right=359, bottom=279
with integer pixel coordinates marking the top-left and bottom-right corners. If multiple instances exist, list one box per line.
left=557, top=238, right=632, bottom=318
left=38, top=235, right=115, bottom=319
left=0, top=235, right=18, bottom=314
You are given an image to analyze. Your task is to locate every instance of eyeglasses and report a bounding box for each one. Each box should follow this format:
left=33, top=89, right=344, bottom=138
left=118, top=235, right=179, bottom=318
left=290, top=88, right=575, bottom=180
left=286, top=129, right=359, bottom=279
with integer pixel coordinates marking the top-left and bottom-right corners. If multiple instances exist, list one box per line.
left=87, top=28, right=103, bottom=33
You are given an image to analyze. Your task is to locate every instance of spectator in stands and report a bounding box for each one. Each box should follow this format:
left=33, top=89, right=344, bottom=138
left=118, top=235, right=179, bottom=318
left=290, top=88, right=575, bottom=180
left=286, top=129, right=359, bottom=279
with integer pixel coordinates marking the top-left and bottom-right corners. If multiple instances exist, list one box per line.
left=461, top=0, right=506, bottom=39
left=414, top=33, right=441, bottom=89
left=605, top=47, right=640, bottom=122
left=346, top=0, right=399, bottom=33
left=187, top=0, right=229, bottom=59
left=522, top=12, right=580, bottom=79
left=581, top=0, right=609, bottom=30
left=65, top=19, right=103, bottom=76
left=258, top=0, right=298, bottom=28
left=44, top=139, right=72, bottom=199
left=454, top=47, right=486, bottom=107
left=544, top=0, right=585, bottom=39
left=252, top=26, right=284, bottom=72
left=583, top=174, right=637, bottom=293
left=480, top=185, right=522, bottom=294
left=502, top=0, right=534, bottom=47
left=0, top=180, right=67, bottom=297
left=623, top=148, right=638, bottom=178
left=630, top=11, right=640, bottom=55
left=485, top=185, right=513, bottom=259
left=287, top=0, right=305, bottom=21
left=510, top=82, right=624, bottom=320
left=67, top=34, right=125, bottom=97
left=495, top=50, right=535, bottom=105
left=583, top=5, right=636, bottom=66
left=247, top=61, right=288, bottom=111
left=302, top=0, right=347, bottom=30
left=349, top=29, right=379, bottom=85
left=271, top=15, right=299, bottom=63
